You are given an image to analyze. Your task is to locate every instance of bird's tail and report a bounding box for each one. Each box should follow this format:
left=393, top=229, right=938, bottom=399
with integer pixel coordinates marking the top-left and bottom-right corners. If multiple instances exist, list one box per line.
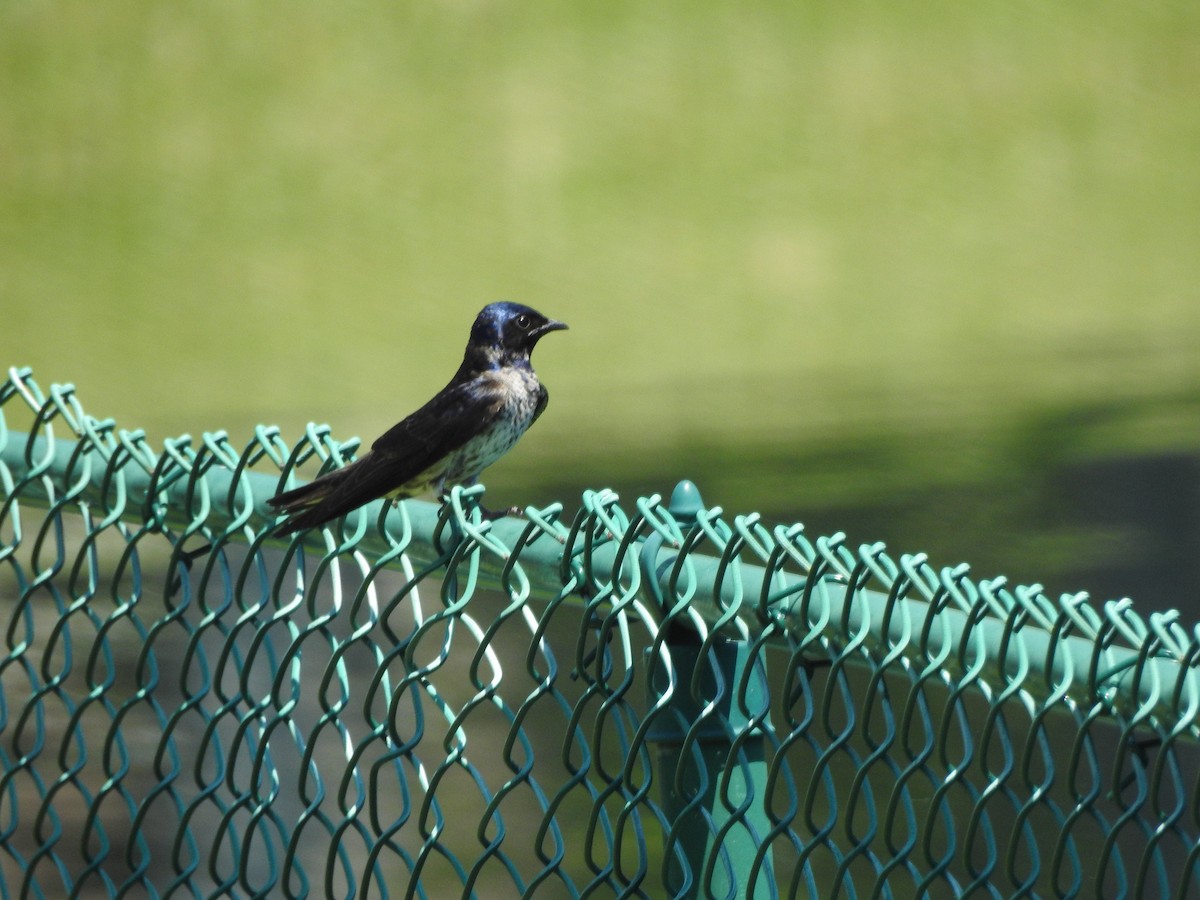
left=266, top=468, right=352, bottom=535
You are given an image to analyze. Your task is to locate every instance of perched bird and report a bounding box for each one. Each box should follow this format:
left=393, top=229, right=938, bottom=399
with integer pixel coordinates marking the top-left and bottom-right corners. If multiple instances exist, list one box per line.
left=268, top=302, right=567, bottom=534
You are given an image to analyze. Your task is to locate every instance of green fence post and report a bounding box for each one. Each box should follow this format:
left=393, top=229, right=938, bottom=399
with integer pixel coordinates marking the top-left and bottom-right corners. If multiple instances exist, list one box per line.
left=644, top=481, right=775, bottom=899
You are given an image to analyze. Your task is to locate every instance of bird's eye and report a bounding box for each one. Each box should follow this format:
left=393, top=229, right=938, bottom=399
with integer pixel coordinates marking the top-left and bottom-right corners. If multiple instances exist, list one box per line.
left=514, top=314, right=531, bottom=330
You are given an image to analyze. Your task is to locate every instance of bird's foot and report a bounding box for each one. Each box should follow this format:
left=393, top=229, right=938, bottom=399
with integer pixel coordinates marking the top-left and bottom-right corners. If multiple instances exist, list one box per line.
left=436, top=488, right=521, bottom=521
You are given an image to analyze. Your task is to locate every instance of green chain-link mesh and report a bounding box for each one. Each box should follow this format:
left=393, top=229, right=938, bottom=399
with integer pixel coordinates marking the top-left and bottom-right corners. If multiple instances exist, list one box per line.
left=1, top=366, right=1197, bottom=898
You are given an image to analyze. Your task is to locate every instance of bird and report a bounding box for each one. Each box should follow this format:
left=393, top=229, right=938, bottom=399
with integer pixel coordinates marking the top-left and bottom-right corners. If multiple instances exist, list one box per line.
left=267, top=301, right=567, bottom=535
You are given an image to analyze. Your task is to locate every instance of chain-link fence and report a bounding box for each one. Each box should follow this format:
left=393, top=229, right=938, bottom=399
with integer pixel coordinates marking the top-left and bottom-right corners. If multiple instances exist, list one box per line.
left=1, top=366, right=1197, bottom=898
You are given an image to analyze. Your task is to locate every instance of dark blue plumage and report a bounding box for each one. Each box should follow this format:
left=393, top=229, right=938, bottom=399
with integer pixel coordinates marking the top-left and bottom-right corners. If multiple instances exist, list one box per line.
left=268, top=302, right=567, bottom=534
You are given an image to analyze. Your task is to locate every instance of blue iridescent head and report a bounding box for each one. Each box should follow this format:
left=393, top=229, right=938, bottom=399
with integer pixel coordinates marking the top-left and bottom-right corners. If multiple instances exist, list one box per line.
left=466, top=302, right=568, bottom=363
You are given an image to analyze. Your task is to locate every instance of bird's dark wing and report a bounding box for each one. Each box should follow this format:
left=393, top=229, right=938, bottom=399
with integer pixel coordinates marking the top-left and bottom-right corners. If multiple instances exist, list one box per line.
left=268, top=376, right=506, bottom=533
left=529, top=384, right=549, bottom=427
left=370, top=375, right=505, bottom=462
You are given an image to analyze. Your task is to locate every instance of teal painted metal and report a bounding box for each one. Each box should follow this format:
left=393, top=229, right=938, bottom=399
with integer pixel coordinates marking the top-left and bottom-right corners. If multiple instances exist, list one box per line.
left=6, top=423, right=1190, bottom=738
left=643, top=482, right=775, bottom=899
left=2, top=366, right=1199, bottom=898
left=645, top=637, right=775, bottom=899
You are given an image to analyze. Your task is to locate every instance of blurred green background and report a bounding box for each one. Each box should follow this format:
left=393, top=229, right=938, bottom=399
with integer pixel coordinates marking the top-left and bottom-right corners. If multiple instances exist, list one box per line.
left=2, top=2, right=1197, bottom=611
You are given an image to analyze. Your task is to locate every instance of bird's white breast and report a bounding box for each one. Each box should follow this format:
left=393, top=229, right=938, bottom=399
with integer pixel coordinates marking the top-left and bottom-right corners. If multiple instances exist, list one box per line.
left=438, top=366, right=544, bottom=487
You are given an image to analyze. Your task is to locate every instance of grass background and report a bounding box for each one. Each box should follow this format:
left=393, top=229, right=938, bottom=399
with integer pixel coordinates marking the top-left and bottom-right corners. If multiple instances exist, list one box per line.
left=1, top=1, right=1197, bottom=608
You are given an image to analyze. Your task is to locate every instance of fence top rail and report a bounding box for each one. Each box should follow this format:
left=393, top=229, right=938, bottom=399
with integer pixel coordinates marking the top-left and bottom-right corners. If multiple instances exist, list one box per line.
left=3, top=364, right=1198, bottom=742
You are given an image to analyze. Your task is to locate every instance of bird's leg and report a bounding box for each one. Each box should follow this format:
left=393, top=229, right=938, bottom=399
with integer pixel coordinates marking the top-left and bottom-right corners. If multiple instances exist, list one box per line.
left=436, top=483, right=521, bottom=521
left=455, top=476, right=521, bottom=520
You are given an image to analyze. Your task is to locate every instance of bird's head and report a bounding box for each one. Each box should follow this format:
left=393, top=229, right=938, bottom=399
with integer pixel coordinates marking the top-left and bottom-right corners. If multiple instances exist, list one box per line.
left=466, top=302, right=568, bottom=368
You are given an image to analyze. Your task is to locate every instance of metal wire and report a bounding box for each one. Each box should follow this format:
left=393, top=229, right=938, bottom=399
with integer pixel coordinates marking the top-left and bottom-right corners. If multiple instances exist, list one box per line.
left=1, top=366, right=1197, bottom=898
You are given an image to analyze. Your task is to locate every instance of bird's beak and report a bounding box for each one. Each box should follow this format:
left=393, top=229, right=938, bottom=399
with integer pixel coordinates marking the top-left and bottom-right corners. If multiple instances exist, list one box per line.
left=536, top=319, right=569, bottom=336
